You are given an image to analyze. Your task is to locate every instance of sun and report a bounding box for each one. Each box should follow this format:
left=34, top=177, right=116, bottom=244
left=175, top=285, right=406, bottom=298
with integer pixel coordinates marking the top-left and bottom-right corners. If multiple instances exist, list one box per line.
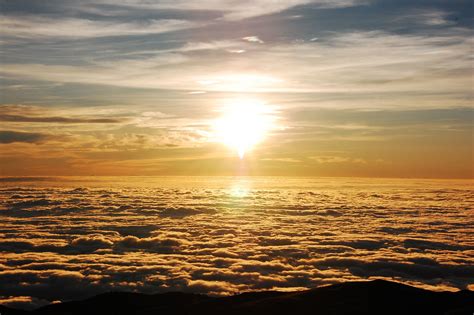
left=213, top=98, right=274, bottom=159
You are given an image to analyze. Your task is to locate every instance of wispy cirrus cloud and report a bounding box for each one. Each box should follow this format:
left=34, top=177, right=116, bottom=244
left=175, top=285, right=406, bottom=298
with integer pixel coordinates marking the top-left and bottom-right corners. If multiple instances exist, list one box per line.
left=0, top=16, right=196, bottom=39
left=1, top=31, right=471, bottom=97
left=0, top=0, right=367, bottom=43
left=90, top=0, right=368, bottom=20
left=393, top=9, right=455, bottom=26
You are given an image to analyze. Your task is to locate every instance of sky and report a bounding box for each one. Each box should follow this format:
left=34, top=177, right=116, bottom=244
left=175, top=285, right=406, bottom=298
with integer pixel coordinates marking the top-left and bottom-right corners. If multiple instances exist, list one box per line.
left=0, top=0, right=473, bottom=178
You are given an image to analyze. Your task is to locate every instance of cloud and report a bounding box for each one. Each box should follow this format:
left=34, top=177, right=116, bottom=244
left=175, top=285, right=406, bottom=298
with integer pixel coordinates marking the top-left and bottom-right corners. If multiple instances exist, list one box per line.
left=0, top=16, right=195, bottom=39
left=70, top=235, right=114, bottom=251
left=0, top=130, right=49, bottom=144
left=159, top=207, right=217, bottom=217
left=309, top=156, right=367, bottom=164
left=0, top=295, right=52, bottom=310
left=0, top=179, right=473, bottom=310
left=186, top=279, right=236, bottom=294
left=114, top=235, right=187, bottom=253
left=179, top=41, right=246, bottom=52
left=403, top=238, right=474, bottom=251
left=310, top=257, right=474, bottom=285
left=242, top=36, right=264, bottom=44
left=394, top=9, right=455, bottom=26
left=1, top=31, right=470, bottom=95
left=0, top=269, right=102, bottom=301
left=0, top=0, right=368, bottom=44
left=260, top=158, right=301, bottom=163
left=0, top=114, right=123, bottom=124
left=92, top=0, right=366, bottom=21
left=321, top=239, right=388, bottom=250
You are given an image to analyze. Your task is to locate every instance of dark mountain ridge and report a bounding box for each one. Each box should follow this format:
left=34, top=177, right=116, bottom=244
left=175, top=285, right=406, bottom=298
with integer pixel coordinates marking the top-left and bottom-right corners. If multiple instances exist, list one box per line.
left=1, top=280, right=473, bottom=315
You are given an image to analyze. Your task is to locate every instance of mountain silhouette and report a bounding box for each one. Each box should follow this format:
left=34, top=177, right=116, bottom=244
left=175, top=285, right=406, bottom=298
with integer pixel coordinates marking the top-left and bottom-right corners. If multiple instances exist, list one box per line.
left=1, top=280, right=473, bottom=315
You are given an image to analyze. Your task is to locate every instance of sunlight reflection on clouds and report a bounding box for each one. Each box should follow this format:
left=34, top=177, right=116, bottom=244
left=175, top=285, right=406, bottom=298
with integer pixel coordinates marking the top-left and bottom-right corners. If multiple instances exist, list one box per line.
left=0, top=177, right=473, bottom=309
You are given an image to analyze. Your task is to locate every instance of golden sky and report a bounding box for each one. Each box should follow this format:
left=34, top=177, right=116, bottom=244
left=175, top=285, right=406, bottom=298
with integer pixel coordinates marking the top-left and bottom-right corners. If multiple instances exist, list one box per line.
left=0, top=0, right=472, bottom=178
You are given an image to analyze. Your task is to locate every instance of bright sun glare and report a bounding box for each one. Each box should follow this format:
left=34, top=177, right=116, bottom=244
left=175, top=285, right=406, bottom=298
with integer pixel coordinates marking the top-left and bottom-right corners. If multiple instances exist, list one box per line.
left=214, top=98, right=274, bottom=159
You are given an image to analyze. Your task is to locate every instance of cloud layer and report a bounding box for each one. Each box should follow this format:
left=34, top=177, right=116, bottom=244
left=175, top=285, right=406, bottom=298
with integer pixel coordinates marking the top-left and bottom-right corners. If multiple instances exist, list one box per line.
left=0, top=177, right=473, bottom=309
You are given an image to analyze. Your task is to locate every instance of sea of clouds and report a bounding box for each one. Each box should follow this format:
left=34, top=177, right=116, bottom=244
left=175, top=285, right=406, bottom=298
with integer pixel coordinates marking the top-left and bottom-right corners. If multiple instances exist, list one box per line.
left=0, top=177, right=473, bottom=309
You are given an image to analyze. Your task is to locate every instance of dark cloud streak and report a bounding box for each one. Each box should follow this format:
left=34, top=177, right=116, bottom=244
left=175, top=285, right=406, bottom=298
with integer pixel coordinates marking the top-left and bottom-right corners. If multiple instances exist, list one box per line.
left=0, top=130, right=49, bottom=143
left=0, top=114, right=124, bottom=124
